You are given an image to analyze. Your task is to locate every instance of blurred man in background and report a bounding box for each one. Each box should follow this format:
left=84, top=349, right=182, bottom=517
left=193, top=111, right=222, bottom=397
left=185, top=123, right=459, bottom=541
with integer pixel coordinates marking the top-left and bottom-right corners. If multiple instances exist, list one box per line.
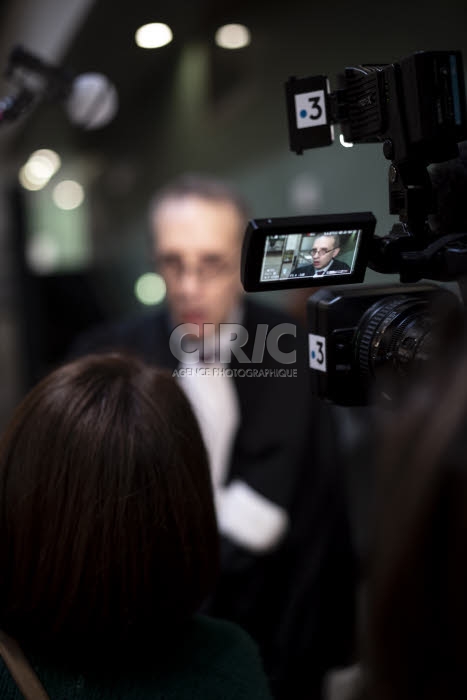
left=70, top=173, right=356, bottom=698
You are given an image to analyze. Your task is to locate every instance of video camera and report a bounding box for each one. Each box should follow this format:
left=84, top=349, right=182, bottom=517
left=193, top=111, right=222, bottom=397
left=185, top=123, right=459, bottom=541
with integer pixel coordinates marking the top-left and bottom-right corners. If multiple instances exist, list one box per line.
left=241, top=50, right=467, bottom=405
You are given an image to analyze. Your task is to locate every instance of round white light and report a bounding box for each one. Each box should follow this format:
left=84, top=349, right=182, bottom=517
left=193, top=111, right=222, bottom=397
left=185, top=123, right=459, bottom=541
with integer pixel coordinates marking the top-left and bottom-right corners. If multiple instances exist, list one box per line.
left=19, top=165, right=46, bottom=191
left=26, top=234, right=60, bottom=274
left=215, top=24, right=251, bottom=49
left=135, top=23, right=173, bottom=49
left=25, top=157, right=55, bottom=184
left=28, top=149, right=61, bottom=180
left=31, top=149, right=61, bottom=171
left=66, top=74, right=118, bottom=130
left=19, top=149, right=62, bottom=190
left=135, top=273, right=166, bottom=305
left=52, top=180, right=85, bottom=210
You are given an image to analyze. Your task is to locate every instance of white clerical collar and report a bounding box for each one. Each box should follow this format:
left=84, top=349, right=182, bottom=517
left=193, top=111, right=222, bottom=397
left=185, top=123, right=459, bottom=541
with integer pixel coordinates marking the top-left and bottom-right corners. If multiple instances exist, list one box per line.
left=176, top=302, right=244, bottom=364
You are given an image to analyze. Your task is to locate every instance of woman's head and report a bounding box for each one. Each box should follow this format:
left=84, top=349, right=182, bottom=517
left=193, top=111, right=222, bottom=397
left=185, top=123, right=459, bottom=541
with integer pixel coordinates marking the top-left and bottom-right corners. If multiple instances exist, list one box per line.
left=0, top=353, right=218, bottom=659
left=364, top=350, right=467, bottom=700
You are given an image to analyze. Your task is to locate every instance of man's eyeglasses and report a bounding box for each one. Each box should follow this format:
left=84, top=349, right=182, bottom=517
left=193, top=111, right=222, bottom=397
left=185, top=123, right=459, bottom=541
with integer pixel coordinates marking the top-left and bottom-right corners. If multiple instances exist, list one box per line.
left=157, top=255, right=237, bottom=281
left=311, top=247, right=337, bottom=257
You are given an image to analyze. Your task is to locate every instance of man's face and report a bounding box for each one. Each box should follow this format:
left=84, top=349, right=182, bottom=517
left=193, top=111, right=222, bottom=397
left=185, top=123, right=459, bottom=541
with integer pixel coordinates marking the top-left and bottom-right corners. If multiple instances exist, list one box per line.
left=311, top=235, right=340, bottom=270
left=152, top=195, right=244, bottom=336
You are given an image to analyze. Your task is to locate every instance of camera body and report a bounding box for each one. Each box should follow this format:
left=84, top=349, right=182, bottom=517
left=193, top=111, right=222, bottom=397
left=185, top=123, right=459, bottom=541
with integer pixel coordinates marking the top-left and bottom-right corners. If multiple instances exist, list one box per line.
left=241, top=50, right=467, bottom=404
left=283, top=50, right=467, bottom=281
left=307, top=283, right=463, bottom=405
left=285, top=51, right=466, bottom=163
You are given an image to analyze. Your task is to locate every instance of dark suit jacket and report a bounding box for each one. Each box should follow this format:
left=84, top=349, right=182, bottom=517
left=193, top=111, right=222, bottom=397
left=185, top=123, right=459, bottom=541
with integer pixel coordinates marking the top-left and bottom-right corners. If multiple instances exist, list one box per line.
left=290, top=258, right=351, bottom=277
left=69, top=298, right=356, bottom=699
left=70, top=298, right=310, bottom=515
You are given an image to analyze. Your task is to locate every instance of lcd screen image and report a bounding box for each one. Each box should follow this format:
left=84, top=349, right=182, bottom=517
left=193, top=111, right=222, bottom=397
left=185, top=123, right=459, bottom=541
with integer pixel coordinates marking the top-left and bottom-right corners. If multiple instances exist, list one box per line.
left=260, top=229, right=361, bottom=282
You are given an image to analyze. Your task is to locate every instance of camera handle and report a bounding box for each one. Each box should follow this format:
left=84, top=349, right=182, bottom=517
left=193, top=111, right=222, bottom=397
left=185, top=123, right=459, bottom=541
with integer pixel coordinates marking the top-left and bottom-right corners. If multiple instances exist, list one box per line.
left=368, top=159, right=435, bottom=275
left=369, top=156, right=467, bottom=284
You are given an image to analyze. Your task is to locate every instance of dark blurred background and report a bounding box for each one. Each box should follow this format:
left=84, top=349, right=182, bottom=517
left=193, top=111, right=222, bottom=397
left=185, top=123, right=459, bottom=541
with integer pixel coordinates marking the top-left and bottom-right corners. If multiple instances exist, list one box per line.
left=0, top=0, right=466, bottom=425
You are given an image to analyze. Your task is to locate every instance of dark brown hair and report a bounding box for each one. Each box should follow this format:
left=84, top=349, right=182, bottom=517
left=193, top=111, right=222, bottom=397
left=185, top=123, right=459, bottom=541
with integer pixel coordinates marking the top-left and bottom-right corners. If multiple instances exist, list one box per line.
left=0, top=353, right=219, bottom=662
left=362, top=349, right=467, bottom=700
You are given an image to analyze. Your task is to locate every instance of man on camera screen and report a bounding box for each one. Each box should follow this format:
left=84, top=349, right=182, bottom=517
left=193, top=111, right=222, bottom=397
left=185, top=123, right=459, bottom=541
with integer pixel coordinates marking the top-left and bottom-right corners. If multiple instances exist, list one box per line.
left=289, top=233, right=350, bottom=278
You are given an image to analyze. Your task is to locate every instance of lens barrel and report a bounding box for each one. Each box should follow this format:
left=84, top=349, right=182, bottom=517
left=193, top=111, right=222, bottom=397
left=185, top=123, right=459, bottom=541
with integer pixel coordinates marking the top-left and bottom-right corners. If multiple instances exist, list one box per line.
left=355, top=295, right=442, bottom=398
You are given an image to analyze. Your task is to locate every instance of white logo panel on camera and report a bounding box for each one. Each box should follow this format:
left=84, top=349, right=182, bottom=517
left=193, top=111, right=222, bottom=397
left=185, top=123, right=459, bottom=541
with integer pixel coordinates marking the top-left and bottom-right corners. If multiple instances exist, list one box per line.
left=295, top=90, right=327, bottom=129
left=308, top=333, right=327, bottom=372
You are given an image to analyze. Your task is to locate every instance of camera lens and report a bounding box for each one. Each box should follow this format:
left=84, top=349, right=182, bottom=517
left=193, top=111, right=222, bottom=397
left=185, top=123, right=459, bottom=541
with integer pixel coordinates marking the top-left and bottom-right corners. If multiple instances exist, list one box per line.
left=354, top=294, right=445, bottom=400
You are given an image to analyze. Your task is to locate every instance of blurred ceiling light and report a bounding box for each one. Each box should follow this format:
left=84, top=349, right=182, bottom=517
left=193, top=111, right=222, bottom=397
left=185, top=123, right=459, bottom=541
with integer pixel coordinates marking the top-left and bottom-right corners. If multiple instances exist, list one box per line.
left=28, top=149, right=61, bottom=179
left=135, top=23, right=173, bottom=49
left=215, top=24, right=251, bottom=49
left=135, top=273, right=166, bottom=305
left=26, top=234, right=60, bottom=274
left=19, top=165, right=45, bottom=191
left=52, top=180, right=85, bottom=210
left=66, top=74, right=119, bottom=130
left=19, top=149, right=61, bottom=191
